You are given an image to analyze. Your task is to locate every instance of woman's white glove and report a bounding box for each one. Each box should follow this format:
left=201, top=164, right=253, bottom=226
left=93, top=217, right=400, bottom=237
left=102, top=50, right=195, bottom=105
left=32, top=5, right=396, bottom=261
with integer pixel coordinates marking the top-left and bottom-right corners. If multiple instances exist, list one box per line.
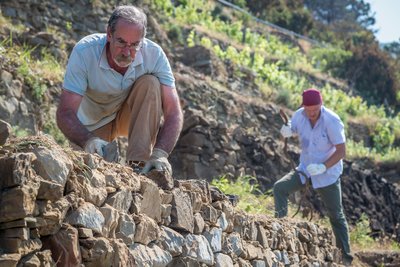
left=280, top=123, right=293, bottom=138
left=141, top=148, right=172, bottom=175
left=306, top=163, right=326, bottom=176
left=84, top=137, right=109, bottom=157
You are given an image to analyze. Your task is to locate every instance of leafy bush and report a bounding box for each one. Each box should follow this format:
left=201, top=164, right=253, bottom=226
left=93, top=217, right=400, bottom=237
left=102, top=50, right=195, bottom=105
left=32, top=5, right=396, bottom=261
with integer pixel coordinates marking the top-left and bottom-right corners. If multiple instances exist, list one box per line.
left=167, top=24, right=185, bottom=45
left=309, top=46, right=352, bottom=76
left=340, top=33, right=400, bottom=109
left=373, top=122, right=395, bottom=153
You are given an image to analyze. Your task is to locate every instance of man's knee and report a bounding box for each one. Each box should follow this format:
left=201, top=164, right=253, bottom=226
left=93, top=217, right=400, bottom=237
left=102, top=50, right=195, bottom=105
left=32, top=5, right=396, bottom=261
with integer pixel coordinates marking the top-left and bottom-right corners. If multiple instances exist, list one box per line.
left=328, top=210, right=346, bottom=224
left=273, top=180, right=284, bottom=197
left=135, top=74, right=161, bottom=92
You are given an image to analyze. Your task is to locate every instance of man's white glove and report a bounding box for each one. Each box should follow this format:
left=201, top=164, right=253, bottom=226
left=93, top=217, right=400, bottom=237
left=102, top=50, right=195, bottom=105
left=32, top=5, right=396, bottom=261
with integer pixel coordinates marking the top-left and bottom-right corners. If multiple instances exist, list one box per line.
left=84, top=137, right=109, bottom=157
left=307, top=163, right=327, bottom=176
left=141, top=148, right=172, bottom=175
left=280, top=123, right=293, bottom=138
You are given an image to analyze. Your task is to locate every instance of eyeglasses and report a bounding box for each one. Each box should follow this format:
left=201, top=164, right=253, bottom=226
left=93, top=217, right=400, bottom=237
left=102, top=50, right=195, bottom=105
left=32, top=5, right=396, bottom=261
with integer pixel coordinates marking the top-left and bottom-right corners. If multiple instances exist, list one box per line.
left=113, top=37, right=142, bottom=51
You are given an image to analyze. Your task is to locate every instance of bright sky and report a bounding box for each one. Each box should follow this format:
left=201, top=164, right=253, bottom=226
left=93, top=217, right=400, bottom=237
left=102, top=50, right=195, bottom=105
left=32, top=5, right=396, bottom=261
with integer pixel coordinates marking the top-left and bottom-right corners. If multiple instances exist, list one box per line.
left=365, top=0, right=400, bottom=43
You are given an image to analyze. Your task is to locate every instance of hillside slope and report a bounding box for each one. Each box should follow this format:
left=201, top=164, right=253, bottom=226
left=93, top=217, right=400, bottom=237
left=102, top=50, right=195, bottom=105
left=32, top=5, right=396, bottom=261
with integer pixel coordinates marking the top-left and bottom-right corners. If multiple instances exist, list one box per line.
left=0, top=0, right=400, bottom=265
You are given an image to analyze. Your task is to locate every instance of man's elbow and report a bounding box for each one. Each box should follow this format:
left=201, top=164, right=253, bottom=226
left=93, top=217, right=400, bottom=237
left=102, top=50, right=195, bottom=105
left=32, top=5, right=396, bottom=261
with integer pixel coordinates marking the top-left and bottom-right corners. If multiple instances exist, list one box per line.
left=56, top=106, right=72, bottom=132
left=175, top=105, right=184, bottom=132
left=340, top=144, right=346, bottom=159
left=56, top=106, right=63, bottom=129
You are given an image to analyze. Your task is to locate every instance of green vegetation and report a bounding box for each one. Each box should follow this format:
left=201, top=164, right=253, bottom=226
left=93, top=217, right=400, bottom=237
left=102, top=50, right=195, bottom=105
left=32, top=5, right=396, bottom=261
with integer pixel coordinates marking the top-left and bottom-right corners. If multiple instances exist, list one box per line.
left=0, top=36, right=63, bottom=103
left=350, top=213, right=400, bottom=251
left=43, top=119, right=68, bottom=146
left=0, top=24, right=65, bottom=145
left=211, top=175, right=275, bottom=215
left=350, top=213, right=375, bottom=249
left=0, top=14, right=26, bottom=33
left=11, top=126, right=31, bottom=138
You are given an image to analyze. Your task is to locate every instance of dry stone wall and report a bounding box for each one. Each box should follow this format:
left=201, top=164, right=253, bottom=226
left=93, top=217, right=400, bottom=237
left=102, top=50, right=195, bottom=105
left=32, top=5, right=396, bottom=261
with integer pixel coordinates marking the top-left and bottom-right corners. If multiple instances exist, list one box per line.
left=0, top=135, right=344, bottom=266
left=1, top=0, right=400, bottom=259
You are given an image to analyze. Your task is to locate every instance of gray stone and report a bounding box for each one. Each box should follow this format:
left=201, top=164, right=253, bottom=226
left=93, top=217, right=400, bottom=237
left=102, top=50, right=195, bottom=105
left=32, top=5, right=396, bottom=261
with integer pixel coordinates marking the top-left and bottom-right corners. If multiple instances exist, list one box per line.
left=170, top=188, right=194, bottom=233
left=193, top=213, right=205, bottom=234
left=222, top=232, right=243, bottom=257
left=116, top=213, right=136, bottom=246
left=159, top=226, right=184, bottom=257
left=41, top=224, right=81, bottom=267
left=66, top=202, right=104, bottom=234
left=32, top=145, right=73, bottom=187
left=140, top=179, right=161, bottom=222
left=129, top=243, right=172, bottom=267
left=203, top=227, right=222, bottom=252
left=0, top=153, right=37, bottom=189
left=133, top=214, right=159, bottom=245
left=0, top=119, right=11, bottom=146
left=38, top=196, right=73, bottom=236
left=0, top=227, right=29, bottom=241
left=37, top=179, right=64, bottom=201
left=99, top=204, right=120, bottom=238
left=105, top=188, right=133, bottom=213
left=182, top=234, right=214, bottom=265
left=80, top=237, right=114, bottom=267
left=215, top=253, right=233, bottom=267
left=0, top=183, right=39, bottom=223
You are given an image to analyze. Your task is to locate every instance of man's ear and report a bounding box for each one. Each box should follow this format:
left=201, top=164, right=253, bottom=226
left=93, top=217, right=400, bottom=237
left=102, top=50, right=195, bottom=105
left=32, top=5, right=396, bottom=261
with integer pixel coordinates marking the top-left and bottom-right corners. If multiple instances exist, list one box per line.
left=106, top=27, right=112, bottom=42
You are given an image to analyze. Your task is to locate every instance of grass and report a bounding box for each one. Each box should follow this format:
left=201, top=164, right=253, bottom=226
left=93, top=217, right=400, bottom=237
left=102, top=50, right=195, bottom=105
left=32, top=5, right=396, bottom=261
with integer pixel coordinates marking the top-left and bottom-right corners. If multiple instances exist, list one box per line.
left=0, top=14, right=26, bottom=33
left=211, top=175, right=275, bottom=216
left=347, top=139, right=400, bottom=165
left=350, top=214, right=400, bottom=252
left=11, top=126, right=31, bottom=138
left=0, top=34, right=64, bottom=103
left=43, top=119, right=68, bottom=147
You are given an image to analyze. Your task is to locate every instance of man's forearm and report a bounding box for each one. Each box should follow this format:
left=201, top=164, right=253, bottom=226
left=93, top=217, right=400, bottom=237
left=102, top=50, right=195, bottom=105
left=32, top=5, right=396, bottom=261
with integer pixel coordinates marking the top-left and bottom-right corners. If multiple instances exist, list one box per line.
left=154, top=113, right=183, bottom=154
left=323, top=143, right=346, bottom=169
left=56, top=108, right=94, bottom=148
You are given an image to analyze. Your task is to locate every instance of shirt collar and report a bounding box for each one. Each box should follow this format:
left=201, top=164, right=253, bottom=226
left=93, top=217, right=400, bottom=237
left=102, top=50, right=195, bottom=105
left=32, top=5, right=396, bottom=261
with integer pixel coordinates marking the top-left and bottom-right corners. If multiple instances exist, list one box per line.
left=300, top=105, right=326, bottom=126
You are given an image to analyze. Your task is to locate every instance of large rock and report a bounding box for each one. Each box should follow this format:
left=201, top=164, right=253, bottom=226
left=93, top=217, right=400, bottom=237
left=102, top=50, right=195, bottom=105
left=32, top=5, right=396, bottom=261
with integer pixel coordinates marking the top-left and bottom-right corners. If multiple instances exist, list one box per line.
left=66, top=202, right=105, bottom=234
left=182, top=234, right=214, bottom=265
left=105, top=187, right=133, bottom=213
left=170, top=188, right=194, bottom=233
left=139, top=178, right=161, bottom=222
left=32, top=142, right=73, bottom=187
left=37, top=195, right=73, bottom=236
left=116, top=213, right=136, bottom=246
left=0, top=181, right=39, bottom=223
left=133, top=214, right=159, bottom=245
left=130, top=243, right=172, bottom=267
left=67, top=169, right=107, bottom=207
left=0, top=119, right=11, bottom=145
left=41, top=224, right=81, bottom=267
left=159, top=226, right=184, bottom=257
left=0, top=153, right=37, bottom=190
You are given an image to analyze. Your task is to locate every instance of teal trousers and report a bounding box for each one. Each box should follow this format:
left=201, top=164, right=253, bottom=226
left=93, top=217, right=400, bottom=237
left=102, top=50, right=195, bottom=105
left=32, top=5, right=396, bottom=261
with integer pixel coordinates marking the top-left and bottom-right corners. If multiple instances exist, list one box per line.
left=273, top=171, right=352, bottom=260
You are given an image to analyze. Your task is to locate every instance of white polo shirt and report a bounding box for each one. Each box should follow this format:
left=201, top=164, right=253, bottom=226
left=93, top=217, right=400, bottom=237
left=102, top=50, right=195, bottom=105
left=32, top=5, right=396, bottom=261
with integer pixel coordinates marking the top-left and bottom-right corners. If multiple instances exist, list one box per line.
left=291, top=106, right=346, bottom=188
left=63, top=33, right=175, bottom=131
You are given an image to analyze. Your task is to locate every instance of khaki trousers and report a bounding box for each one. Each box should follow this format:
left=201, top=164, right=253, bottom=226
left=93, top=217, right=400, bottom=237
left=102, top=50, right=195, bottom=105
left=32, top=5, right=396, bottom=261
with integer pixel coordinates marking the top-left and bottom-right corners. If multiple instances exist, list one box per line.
left=93, top=75, right=163, bottom=161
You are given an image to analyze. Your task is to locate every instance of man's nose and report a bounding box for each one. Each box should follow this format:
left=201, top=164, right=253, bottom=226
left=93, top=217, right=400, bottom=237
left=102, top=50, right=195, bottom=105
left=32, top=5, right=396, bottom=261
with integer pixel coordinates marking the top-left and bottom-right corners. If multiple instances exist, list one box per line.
left=121, top=47, right=131, bottom=56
